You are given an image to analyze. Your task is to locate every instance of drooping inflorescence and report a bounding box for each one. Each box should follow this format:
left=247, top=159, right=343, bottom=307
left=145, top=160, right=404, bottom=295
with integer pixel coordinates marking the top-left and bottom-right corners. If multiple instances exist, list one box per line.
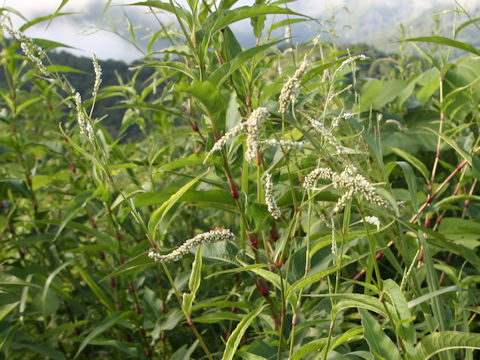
left=308, top=116, right=347, bottom=155
left=364, top=216, right=381, bottom=230
left=260, top=138, right=305, bottom=150
left=304, top=165, right=388, bottom=212
left=92, top=52, right=102, bottom=99
left=278, top=57, right=308, bottom=115
left=3, top=25, right=49, bottom=76
left=74, top=92, right=94, bottom=142
left=204, top=107, right=270, bottom=164
left=148, top=228, right=235, bottom=263
left=245, top=107, right=270, bottom=163
left=264, top=172, right=281, bottom=219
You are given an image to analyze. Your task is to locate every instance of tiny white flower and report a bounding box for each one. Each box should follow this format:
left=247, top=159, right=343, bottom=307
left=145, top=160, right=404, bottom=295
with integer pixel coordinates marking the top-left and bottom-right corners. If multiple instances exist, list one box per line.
left=308, top=116, right=346, bottom=155
left=92, top=52, right=102, bottom=98
left=148, top=228, right=235, bottom=263
left=20, top=41, right=48, bottom=75
left=304, top=166, right=389, bottom=212
left=260, top=138, right=304, bottom=150
left=364, top=216, right=381, bottom=231
left=245, top=107, right=270, bottom=163
left=278, top=58, right=308, bottom=115
left=74, top=92, right=86, bottom=135
left=264, top=172, right=281, bottom=219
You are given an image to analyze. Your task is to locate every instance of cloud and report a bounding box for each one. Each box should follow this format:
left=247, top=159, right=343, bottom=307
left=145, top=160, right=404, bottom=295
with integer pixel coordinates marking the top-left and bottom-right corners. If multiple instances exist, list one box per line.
left=3, top=0, right=476, bottom=62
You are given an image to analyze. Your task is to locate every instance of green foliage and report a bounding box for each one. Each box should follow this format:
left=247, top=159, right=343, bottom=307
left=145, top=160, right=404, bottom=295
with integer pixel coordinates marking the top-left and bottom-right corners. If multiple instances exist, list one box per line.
left=1, top=2, right=480, bottom=360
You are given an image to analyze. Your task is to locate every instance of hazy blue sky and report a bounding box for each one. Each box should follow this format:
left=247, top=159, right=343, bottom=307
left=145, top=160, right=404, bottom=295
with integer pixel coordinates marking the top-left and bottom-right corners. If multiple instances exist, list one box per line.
left=1, top=0, right=475, bottom=62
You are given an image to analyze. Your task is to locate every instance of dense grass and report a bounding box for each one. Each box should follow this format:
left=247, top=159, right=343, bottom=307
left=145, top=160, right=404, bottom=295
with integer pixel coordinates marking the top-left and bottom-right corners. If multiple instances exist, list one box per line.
left=1, top=1, right=480, bottom=359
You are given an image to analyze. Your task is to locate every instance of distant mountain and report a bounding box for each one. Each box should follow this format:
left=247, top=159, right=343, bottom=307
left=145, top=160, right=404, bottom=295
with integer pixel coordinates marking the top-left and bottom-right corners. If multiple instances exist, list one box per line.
left=290, top=0, right=480, bottom=54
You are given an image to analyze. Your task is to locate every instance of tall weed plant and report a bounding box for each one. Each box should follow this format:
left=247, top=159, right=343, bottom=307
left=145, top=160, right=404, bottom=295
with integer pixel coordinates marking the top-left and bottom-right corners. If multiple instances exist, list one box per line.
left=1, top=1, right=480, bottom=359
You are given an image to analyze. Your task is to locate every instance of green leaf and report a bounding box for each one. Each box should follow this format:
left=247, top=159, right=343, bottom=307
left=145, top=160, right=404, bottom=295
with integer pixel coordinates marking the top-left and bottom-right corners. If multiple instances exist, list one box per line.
left=135, top=188, right=235, bottom=209
left=16, top=97, right=42, bottom=115
left=374, top=80, right=407, bottom=109
left=31, top=175, right=52, bottom=191
left=382, top=279, right=415, bottom=355
left=153, top=309, right=183, bottom=333
left=88, top=340, right=137, bottom=357
left=53, top=190, right=93, bottom=242
left=175, top=81, right=227, bottom=131
left=386, top=146, right=430, bottom=182
left=203, top=5, right=304, bottom=36
left=129, top=1, right=192, bottom=26
left=193, top=311, right=242, bottom=323
left=269, top=18, right=308, bottom=32
left=404, top=36, right=480, bottom=56
left=235, top=350, right=268, bottom=360
left=402, top=221, right=480, bottom=270
left=472, top=154, right=480, bottom=181
left=407, top=285, right=460, bottom=310
left=0, top=302, right=19, bottom=321
left=250, top=1, right=266, bottom=39
left=16, top=342, right=66, bottom=360
left=75, top=264, right=114, bottom=311
left=210, top=40, right=281, bottom=87
left=292, top=327, right=364, bottom=360
left=246, top=267, right=284, bottom=292
left=106, top=252, right=156, bottom=280
left=148, top=169, right=208, bottom=239
left=142, top=61, right=199, bottom=80
left=420, top=126, right=472, bottom=165
left=171, top=340, right=199, bottom=360
left=360, top=308, right=402, bottom=360
left=455, top=16, right=480, bottom=35
left=38, top=219, right=119, bottom=253
left=205, top=264, right=268, bottom=279
left=331, top=294, right=393, bottom=319
left=74, top=311, right=135, bottom=359
left=47, top=0, right=70, bottom=28
left=222, top=305, right=267, bottom=360
left=397, top=161, right=419, bottom=213
left=42, top=260, right=74, bottom=324
left=182, top=293, right=194, bottom=317
left=286, top=266, right=339, bottom=302
left=45, top=65, right=89, bottom=74
left=348, top=118, right=386, bottom=177
left=360, top=79, right=382, bottom=110
left=189, top=245, right=202, bottom=295
left=412, top=332, right=480, bottom=360
left=0, top=273, right=41, bottom=289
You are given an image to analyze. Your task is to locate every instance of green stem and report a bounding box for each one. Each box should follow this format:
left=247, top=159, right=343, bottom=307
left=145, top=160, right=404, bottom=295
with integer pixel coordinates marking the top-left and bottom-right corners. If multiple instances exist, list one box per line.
left=160, top=262, right=213, bottom=360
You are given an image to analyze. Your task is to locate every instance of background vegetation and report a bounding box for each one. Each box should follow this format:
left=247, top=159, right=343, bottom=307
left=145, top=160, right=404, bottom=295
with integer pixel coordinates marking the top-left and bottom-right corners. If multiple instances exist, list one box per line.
left=1, top=1, right=480, bottom=359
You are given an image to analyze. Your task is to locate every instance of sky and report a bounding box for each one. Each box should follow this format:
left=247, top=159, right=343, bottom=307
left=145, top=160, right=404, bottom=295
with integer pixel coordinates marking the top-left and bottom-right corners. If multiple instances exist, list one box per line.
left=1, top=0, right=475, bottom=62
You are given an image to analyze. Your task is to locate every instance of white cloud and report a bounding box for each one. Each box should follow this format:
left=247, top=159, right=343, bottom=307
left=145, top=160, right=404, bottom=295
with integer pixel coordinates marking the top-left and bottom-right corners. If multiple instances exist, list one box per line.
left=2, top=0, right=477, bottom=62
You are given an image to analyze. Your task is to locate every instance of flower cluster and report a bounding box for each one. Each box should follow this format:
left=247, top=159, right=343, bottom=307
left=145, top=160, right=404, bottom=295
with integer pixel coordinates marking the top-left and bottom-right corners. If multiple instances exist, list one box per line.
left=308, top=117, right=346, bottom=155
left=4, top=26, right=48, bottom=76
left=278, top=58, right=308, bottom=115
left=20, top=41, right=48, bottom=76
left=303, top=165, right=388, bottom=212
left=260, top=138, right=305, bottom=150
left=204, top=107, right=270, bottom=164
left=204, top=122, right=244, bottom=162
left=148, top=228, right=235, bottom=263
left=364, top=216, right=381, bottom=230
left=331, top=219, right=338, bottom=262
left=264, top=172, right=281, bottom=219
left=245, top=107, right=270, bottom=163
left=303, top=167, right=334, bottom=190
left=92, top=53, right=102, bottom=98
left=74, top=92, right=94, bottom=142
